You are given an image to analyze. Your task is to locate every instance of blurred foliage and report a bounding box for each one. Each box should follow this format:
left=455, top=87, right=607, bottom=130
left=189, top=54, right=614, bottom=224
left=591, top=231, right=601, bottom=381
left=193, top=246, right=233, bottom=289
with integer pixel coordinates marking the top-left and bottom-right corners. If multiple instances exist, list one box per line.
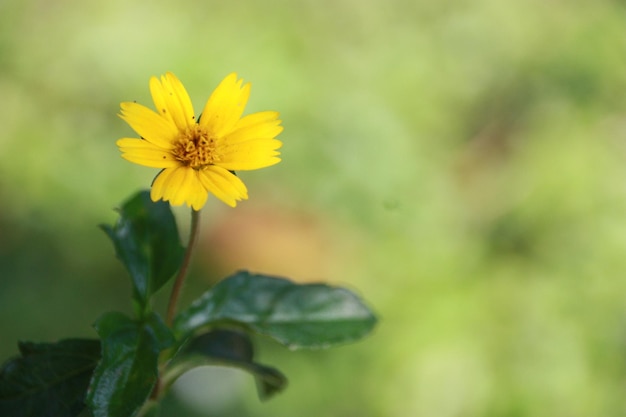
left=2, top=0, right=626, bottom=416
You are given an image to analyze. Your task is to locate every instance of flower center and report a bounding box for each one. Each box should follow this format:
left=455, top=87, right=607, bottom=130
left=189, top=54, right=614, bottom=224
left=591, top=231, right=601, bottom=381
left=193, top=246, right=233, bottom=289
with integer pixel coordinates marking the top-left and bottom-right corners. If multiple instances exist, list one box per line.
left=172, top=124, right=219, bottom=169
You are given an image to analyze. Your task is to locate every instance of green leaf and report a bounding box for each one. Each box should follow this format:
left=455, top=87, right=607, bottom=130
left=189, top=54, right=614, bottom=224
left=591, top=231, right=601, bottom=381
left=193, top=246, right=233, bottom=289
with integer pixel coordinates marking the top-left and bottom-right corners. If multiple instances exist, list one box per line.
left=174, top=271, right=378, bottom=349
left=0, top=338, right=101, bottom=417
left=101, top=190, right=185, bottom=312
left=164, top=329, right=287, bottom=401
left=86, top=312, right=174, bottom=417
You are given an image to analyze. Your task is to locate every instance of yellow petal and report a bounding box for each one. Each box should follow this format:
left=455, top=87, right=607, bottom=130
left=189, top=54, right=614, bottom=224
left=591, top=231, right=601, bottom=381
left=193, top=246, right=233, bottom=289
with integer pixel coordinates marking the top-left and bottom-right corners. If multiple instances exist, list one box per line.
left=198, top=166, right=248, bottom=207
left=150, top=167, right=176, bottom=203
left=120, top=152, right=180, bottom=169
left=119, top=102, right=177, bottom=149
left=152, top=166, right=181, bottom=203
left=221, top=113, right=283, bottom=145
left=151, top=167, right=208, bottom=210
left=116, top=138, right=179, bottom=168
left=199, top=73, right=250, bottom=138
left=219, top=156, right=281, bottom=171
left=217, top=139, right=282, bottom=171
left=232, top=111, right=281, bottom=131
left=188, top=175, right=209, bottom=210
left=166, top=167, right=196, bottom=206
left=149, top=76, right=173, bottom=124
left=150, top=72, right=196, bottom=132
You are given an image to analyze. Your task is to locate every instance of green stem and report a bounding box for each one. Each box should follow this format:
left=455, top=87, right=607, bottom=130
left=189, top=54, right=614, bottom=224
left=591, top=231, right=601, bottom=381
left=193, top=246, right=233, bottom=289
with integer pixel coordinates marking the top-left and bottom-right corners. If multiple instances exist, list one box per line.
left=166, top=208, right=201, bottom=326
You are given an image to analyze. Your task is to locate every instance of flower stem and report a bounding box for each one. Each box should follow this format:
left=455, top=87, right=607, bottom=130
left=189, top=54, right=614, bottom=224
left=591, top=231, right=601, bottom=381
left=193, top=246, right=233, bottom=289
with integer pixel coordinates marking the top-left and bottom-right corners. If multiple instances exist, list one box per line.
left=166, top=208, right=201, bottom=326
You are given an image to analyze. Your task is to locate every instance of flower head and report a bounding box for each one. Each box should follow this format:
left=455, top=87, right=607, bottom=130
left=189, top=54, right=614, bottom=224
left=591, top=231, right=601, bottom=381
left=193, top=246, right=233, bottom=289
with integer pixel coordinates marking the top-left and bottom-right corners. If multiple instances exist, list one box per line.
left=117, top=72, right=283, bottom=210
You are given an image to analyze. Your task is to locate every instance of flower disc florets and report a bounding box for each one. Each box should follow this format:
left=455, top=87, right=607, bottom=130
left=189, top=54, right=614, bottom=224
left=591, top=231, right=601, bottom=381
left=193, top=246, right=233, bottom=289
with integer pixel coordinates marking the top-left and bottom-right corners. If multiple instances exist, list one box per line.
left=173, top=125, right=219, bottom=169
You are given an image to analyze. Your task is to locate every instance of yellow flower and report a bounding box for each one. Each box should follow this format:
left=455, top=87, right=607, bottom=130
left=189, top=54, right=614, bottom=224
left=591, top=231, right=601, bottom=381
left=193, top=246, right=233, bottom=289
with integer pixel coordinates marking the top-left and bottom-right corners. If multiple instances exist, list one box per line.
left=116, top=72, right=283, bottom=210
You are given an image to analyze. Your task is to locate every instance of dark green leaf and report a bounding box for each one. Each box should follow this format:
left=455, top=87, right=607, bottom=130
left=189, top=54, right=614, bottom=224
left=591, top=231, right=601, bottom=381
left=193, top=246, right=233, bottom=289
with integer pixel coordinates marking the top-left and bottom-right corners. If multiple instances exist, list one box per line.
left=86, top=312, right=174, bottom=417
left=101, top=190, right=185, bottom=312
left=174, top=271, right=378, bottom=349
left=165, top=329, right=287, bottom=400
left=0, top=338, right=101, bottom=417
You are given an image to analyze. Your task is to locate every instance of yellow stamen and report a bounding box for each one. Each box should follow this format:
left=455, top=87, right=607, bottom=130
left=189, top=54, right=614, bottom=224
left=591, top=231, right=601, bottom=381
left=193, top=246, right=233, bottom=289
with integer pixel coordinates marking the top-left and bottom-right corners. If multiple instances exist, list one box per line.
left=172, top=124, right=219, bottom=169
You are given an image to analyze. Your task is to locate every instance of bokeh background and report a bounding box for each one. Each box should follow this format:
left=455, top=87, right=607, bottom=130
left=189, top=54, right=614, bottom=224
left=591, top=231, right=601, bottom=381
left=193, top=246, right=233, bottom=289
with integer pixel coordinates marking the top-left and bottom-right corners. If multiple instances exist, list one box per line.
left=2, top=0, right=626, bottom=415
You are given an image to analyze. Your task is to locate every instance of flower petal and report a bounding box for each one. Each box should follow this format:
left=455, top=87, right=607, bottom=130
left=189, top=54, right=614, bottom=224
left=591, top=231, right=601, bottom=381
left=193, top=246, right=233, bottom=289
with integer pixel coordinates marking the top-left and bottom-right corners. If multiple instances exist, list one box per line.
left=150, top=72, right=196, bottom=132
left=198, top=166, right=248, bottom=207
left=199, top=73, right=250, bottom=138
left=151, top=166, right=208, bottom=209
left=150, top=167, right=176, bottom=203
left=116, top=138, right=179, bottom=168
left=217, top=139, right=282, bottom=171
left=188, top=174, right=209, bottom=210
left=232, top=111, right=281, bottom=131
left=170, top=167, right=196, bottom=206
left=119, top=102, right=177, bottom=149
left=221, top=111, right=283, bottom=145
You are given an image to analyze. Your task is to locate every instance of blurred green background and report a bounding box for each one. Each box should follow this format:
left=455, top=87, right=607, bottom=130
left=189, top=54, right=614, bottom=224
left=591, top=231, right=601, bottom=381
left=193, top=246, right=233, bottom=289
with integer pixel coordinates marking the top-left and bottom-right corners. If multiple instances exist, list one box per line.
left=2, top=0, right=626, bottom=415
